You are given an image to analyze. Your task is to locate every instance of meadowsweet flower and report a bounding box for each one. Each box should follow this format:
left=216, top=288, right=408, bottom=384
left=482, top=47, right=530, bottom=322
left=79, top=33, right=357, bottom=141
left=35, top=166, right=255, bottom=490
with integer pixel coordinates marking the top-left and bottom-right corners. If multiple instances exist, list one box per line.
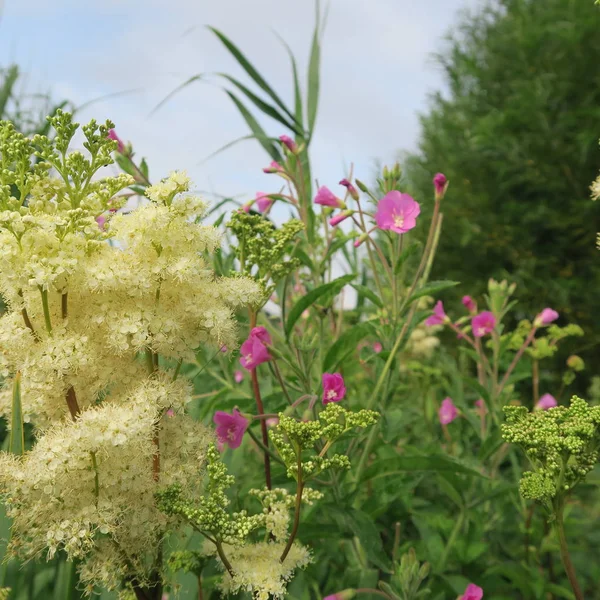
left=439, top=397, right=458, bottom=425
left=462, top=295, right=476, bottom=312
left=375, top=191, right=420, bottom=234
left=255, top=192, right=273, bottom=213
left=322, top=373, right=346, bottom=404
left=339, top=178, right=359, bottom=201
left=239, top=332, right=271, bottom=370
left=460, top=583, right=483, bottom=600
left=107, top=129, right=124, bottom=153
left=263, top=161, right=283, bottom=174
left=279, top=134, right=297, bottom=152
left=329, top=210, right=353, bottom=227
left=433, top=172, right=448, bottom=199
left=314, top=186, right=344, bottom=208
left=234, top=370, right=244, bottom=383
left=472, top=311, right=496, bottom=337
left=535, top=393, right=557, bottom=411
left=213, top=408, right=249, bottom=449
left=373, top=342, right=383, bottom=353
left=534, top=308, right=559, bottom=327
left=425, top=300, right=447, bottom=326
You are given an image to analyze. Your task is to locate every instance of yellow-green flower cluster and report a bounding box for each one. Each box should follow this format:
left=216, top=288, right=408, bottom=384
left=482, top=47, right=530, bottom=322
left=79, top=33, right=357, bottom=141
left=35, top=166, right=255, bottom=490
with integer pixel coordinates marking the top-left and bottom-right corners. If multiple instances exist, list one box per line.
left=0, top=113, right=261, bottom=594
left=502, top=396, right=600, bottom=503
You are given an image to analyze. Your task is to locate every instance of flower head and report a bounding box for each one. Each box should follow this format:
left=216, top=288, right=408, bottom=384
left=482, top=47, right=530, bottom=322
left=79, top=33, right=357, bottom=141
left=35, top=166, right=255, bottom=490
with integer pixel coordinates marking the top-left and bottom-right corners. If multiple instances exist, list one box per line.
left=460, top=583, right=483, bottom=600
left=329, top=210, right=353, bottom=227
left=375, top=191, right=420, bottom=234
left=373, top=342, right=383, bottom=354
left=339, top=178, right=359, bottom=201
left=213, top=408, right=249, bottom=449
left=234, top=370, right=244, bottom=384
left=462, top=295, right=476, bottom=313
left=472, top=311, right=496, bottom=337
left=255, top=192, right=273, bottom=213
left=107, top=129, right=125, bottom=153
left=314, top=186, right=344, bottom=208
left=239, top=336, right=271, bottom=371
left=263, top=161, right=283, bottom=174
left=534, top=308, right=559, bottom=327
left=535, top=393, right=557, bottom=411
left=250, top=326, right=272, bottom=345
left=439, top=397, right=458, bottom=425
left=279, top=134, right=297, bottom=152
left=322, top=373, right=346, bottom=404
left=425, top=300, right=447, bottom=326
left=433, top=172, right=448, bottom=199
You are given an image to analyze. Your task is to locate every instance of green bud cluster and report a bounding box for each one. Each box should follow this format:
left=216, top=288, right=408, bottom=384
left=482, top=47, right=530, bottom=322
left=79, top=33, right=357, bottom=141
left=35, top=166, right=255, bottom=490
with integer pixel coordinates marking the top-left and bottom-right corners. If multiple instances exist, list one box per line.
left=167, top=550, right=210, bottom=577
left=502, top=396, right=600, bottom=503
left=269, top=403, right=379, bottom=480
left=526, top=324, right=584, bottom=360
left=487, top=278, right=516, bottom=315
left=227, top=211, right=304, bottom=296
left=379, top=548, right=430, bottom=600
left=155, top=445, right=264, bottom=543
left=249, top=486, right=324, bottom=509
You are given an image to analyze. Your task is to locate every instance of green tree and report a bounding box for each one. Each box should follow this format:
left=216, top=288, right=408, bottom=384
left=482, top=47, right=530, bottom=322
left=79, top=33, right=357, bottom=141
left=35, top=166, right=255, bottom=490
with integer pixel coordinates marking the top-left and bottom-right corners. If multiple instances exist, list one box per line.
left=405, top=0, right=600, bottom=376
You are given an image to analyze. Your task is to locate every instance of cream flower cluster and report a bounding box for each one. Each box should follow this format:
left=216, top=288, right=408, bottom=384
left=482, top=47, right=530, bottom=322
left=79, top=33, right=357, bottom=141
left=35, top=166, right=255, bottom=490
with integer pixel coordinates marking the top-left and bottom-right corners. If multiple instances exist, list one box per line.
left=0, top=117, right=263, bottom=594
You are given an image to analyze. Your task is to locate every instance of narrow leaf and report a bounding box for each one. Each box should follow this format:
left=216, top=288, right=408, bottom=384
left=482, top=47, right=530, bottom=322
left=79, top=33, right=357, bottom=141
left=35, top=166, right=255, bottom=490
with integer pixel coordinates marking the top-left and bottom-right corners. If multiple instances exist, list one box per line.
left=9, top=372, right=24, bottom=455
left=351, top=284, right=383, bottom=308
left=322, top=321, right=373, bottom=372
left=407, top=280, right=460, bottom=306
left=285, top=274, right=355, bottom=338
left=0, top=65, right=19, bottom=119
left=274, top=32, right=305, bottom=132
left=306, top=7, right=321, bottom=136
left=149, top=74, right=204, bottom=116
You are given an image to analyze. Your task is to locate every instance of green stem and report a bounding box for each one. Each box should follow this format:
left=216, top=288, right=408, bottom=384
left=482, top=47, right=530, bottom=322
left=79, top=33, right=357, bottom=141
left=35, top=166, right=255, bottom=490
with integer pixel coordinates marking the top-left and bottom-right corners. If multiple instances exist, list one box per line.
left=280, top=452, right=304, bottom=563
left=438, top=510, right=465, bottom=572
left=247, top=426, right=285, bottom=466
left=40, top=287, right=52, bottom=334
left=214, top=539, right=235, bottom=578
left=90, top=452, right=100, bottom=507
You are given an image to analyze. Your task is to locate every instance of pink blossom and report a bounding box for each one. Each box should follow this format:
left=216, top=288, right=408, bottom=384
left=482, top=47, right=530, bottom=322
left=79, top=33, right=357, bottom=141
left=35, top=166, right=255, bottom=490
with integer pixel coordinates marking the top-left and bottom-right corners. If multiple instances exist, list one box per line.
left=462, top=295, right=476, bottom=313
left=433, top=173, right=448, bottom=198
left=439, top=397, right=458, bottom=425
left=329, top=211, right=352, bottom=227
left=220, top=345, right=228, bottom=353
left=322, top=373, right=346, bottom=404
left=255, top=192, right=273, bottom=212
left=279, top=134, right=297, bottom=152
left=472, top=311, right=496, bottom=337
left=373, top=342, right=383, bottom=353
left=239, top=336, right=271, bottom=371
left=536, top=393, right=557, bottom=411
left=166, top=409, right=175, bottom=418
left=425, top=300, right=447, bottom=326
left=339, top=178, right=359, bottom=201
left=242, top=203, right=252, bottom=213
left=250, top=326, right=272, bottom=345
left=266, top=417, right=279, bottom=427
left=534, top=308, right=559, bottom=327
left=263, top=161, right=283, bottom=174
left=375, top=191, right=420, bottom=234
left=474, top=398, right=487, bottom=415
left=96, top=215, right=107, bottom=230
left=107, top=129, right=124, bottom=153
left=234, top=370, right=244, bottom=384
left=460, top=583, right=483, bottom=600
left=314, top=186, right=344, bottom=208
left=213, top=408, right=249, bottom=449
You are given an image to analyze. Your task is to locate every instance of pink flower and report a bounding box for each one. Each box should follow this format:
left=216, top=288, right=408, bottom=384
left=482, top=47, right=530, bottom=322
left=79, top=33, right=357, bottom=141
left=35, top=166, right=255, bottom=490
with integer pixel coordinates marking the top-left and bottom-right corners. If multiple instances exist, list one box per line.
left=460, top=583, right=483, bottom=600
left=425, top=300, right=447, bottom=326
left=266, top=417, right=279, bottom=427
left=213, top=408, right=249, bottom=449
left=107, top=129, right=124, bottom=153
left=462, top=295, right=476, bottom=313
left=263, top=161, right=283, bottom=174
left=250, top=326, right=272, bottom=345
left=536, top=393, right=557, bottom=411
left=339, top=178, right=359, bottom=201
left=96, top=215, right=107, bottom=230
left=166, top=409, right=175, bottom=418
left=234, top=370, right=244, bottom=383
left=314, top=186, right=344, bottom=208
left=255, top=192, right=273, bottom=212
left=475, top=398, right=487, bottom=416
left=242, top=203, right=252, bottom=213
left=534, top=308, right=559, bottom=327
left=329, top=210, right=352, bottom=227
left=439, top=397, right=458, bottom=425
left=433, top=173, right=448, bottom=199
left=220, top=345, right=228, bottom=353
left=322, top=373, right=346, bottom=404
left=375, top=191, right=420, bottom=234
left=279, top=134, right=297, bottom=152
left=472, top=311, right=496, bottom=337
left=373, top=342, right=383, bottom=353
left=239, top=336, right=271, bottom=370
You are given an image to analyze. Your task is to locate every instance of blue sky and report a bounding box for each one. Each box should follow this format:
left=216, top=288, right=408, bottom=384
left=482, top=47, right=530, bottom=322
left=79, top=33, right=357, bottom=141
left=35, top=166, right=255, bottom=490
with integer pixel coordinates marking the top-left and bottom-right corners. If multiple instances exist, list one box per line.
left=0, top=0, right=481, bottom=204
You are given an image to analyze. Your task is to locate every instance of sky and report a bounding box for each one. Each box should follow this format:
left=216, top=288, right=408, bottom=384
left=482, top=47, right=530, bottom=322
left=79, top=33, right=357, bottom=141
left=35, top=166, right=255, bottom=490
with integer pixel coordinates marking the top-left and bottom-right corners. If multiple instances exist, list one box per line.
left=0, top=0, right=481, bottom=206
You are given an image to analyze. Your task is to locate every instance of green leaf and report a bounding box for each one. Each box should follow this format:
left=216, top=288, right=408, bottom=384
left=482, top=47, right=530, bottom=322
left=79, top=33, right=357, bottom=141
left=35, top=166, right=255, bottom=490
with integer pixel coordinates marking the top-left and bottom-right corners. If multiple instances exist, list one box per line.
left=406, top=280, right=460, bottom=306
left=217, top=73, right=302, bottom=135
left=10, top=373, right=24, bottom=455
left=275, top=33, right=305, bottom=132
left=0, top=65, right=19, bottom=119
left=208, top=27, right=298, bottom=126
left=139, top=157, right=149, bottom=180
left=285, top=274, right=354, bottom=338
left=224, top=91, right=282, bottom=161
left=322, top=321, right=374, bottom=372
left=306, top=5, right=321, bottom=136
left=360, top=455, right=486, bottom=482
left=351, top=284, right=383, bottom=308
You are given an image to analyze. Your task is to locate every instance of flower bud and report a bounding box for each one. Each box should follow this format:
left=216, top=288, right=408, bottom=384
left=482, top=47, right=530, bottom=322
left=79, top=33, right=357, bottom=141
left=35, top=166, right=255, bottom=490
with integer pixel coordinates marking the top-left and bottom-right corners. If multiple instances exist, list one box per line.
left=433, top=172, right=448, bottom=200
left=323, top=590, right=356, bottom=600
left=339, top=178, right=359, bottom=201
left=567, top=355, right=585, bottom=372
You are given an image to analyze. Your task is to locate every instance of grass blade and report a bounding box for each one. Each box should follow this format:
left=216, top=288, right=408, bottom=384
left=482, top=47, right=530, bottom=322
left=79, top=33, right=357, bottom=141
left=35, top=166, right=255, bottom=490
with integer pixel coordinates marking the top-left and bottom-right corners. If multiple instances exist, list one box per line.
left=9, top=372, right=24, bottom=456
left=306, top=2, right=322, bottom=137
left=0, top=65, right=19, bottom=120
left=274, top=32, right=305, bottom=134
left=149, top=74, right=204, bottom=117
